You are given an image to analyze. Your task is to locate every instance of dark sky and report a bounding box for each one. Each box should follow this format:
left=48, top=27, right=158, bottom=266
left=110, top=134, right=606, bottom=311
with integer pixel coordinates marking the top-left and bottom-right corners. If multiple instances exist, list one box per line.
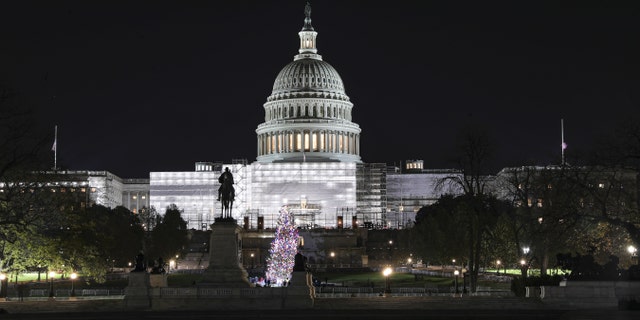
left=2, top=1, right=639, bottom=178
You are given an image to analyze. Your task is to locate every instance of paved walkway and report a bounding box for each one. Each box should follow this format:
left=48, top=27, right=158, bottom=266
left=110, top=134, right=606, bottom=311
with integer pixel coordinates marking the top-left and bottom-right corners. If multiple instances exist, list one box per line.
left=0, top=309, right=638, bottom=320
left=0, top=295, right=637, bottom=319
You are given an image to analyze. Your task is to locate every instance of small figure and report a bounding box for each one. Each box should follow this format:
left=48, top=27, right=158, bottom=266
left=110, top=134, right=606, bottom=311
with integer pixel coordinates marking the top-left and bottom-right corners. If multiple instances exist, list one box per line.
left=133, top=252, right=146, bottom=272
left=293, top=252, right=307, bottom=271
left=151, top=257, right=166, bottom=274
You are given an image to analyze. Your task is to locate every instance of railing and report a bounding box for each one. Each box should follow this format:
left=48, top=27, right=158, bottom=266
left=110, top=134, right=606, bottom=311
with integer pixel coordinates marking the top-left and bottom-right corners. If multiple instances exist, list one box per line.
left=25, top=288, right=124, bottom=298
left=314, top=286, right=512, bottom=298
left=156, top=287, right=282, bottom=298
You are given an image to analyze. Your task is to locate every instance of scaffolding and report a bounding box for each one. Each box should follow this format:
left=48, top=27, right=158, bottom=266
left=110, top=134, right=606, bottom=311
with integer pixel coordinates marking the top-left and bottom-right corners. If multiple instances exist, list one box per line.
left=356, top=163, right=387, bottom=229
left=289, top=201, right=321, bottom=229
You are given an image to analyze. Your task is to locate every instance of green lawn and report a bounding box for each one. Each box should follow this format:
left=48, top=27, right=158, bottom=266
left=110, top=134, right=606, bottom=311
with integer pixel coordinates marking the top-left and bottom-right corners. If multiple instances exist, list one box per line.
left=8, top=269, right=518, bottom=291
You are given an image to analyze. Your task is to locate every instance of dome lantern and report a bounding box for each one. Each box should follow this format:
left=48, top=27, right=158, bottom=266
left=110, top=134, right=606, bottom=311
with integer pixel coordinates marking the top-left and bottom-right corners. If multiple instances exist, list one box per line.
left=296, top=2, right=320, bottom=60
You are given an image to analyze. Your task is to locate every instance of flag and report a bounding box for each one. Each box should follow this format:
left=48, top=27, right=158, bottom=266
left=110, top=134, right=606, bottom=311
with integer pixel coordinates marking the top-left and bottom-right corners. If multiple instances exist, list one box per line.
left=562, top=142, right=567, bottom=150
left=51, top=139, right=57, bottom=152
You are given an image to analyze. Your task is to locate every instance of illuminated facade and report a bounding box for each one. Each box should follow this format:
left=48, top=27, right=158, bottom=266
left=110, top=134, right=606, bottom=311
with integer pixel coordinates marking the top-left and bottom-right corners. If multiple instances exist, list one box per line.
left=147, top=6, right=384, bottom=230
left=21, top=6, right=461, bottom=231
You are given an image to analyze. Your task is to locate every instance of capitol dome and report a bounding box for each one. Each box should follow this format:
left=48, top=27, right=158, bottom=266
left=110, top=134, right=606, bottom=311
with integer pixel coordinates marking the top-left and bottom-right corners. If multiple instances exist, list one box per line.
left=256, top=3, right=361, bottom=163
left=268, top=58, right=348, bottom=102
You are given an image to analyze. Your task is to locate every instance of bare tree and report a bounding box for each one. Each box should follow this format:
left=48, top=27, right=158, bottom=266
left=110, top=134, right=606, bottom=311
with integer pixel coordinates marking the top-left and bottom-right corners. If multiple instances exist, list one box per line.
left=437, top=124, right=502, bottom=292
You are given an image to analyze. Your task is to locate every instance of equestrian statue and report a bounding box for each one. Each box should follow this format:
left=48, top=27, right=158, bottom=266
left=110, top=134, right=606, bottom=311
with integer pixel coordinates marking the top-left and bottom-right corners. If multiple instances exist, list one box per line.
left=218, top=167, right=235, bottom=219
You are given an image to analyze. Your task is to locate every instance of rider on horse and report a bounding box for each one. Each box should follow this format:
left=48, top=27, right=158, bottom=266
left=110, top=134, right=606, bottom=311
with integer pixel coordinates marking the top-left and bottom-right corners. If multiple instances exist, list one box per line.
left=218, top=167, right=235, bottom=218
left=218, top=167, right=234, bottom=201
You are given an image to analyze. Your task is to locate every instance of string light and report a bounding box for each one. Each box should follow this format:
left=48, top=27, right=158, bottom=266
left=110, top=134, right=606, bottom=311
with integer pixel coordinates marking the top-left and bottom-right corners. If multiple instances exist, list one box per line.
left=265, top=206, right=300, bottom=286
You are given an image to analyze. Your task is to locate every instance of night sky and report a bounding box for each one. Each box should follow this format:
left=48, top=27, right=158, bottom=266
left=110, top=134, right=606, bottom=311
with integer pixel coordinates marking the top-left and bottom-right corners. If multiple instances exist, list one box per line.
left=2, top=1, right=639, bottom=178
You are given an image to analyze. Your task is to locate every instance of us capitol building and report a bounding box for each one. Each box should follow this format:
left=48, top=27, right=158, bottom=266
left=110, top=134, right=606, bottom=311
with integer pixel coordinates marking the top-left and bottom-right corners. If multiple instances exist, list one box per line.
left=32, top=5, right=462, bottom=231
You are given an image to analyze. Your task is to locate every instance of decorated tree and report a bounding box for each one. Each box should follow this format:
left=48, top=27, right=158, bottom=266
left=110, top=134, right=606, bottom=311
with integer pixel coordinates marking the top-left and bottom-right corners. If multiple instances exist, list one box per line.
left=265, top=206, right=299, bottom=286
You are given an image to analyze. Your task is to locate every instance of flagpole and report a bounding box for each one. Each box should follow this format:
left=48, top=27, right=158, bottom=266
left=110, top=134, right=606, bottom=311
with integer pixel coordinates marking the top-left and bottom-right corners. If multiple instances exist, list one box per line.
left=561, top=119, right=565, bottom=166
left=53, top=125, right=58, bottom=170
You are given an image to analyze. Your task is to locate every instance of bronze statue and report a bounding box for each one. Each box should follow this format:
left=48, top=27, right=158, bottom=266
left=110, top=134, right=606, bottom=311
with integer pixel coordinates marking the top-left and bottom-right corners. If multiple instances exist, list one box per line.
left=133, top=252, right=146, bottom=272
left=305, top=2, right=311, bottom=18
left=218, top=167, right=235, bottom=219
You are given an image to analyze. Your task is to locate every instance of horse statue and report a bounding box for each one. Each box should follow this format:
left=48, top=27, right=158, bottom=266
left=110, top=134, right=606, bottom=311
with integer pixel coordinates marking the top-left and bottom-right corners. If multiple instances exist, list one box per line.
left=218, top=167, right=235, bottom=219
left=220, top=181, right=235, bottom=219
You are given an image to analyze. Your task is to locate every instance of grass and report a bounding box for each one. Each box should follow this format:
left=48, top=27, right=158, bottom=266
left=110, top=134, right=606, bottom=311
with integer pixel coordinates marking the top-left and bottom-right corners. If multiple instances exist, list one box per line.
left=8, top=269, right=520, bottom=291
left=310, top=270, right=510, bottom=290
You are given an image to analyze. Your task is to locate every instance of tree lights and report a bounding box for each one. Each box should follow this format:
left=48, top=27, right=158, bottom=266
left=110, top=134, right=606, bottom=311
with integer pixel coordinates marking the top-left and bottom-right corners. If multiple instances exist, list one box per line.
left=265, top=206, right=300, bottom=286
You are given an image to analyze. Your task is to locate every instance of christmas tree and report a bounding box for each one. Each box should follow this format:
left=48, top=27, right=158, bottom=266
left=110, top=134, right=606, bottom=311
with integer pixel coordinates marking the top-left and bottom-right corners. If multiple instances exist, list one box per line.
left=265, top=206, right=299, bottom=286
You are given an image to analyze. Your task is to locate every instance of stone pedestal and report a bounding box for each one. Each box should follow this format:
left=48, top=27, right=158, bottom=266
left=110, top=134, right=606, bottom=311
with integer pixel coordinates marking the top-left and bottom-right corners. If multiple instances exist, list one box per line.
left=124, top=272, right=151, bottom=309
left=150, top=274, right=168, bottom=288
left=200, top=218, right=251, bottom=287
left=281, top=270, right=315, bottom=308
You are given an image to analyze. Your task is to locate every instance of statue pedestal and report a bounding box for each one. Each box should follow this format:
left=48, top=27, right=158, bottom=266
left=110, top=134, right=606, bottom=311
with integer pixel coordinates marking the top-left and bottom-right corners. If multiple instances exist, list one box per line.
left=150, top=274, right=168, bottom=287
left=282, top=271, right=315, bottom=308
left=124, top=272, right=151, bottom=309
left=200, top=218, right=251, bottom=287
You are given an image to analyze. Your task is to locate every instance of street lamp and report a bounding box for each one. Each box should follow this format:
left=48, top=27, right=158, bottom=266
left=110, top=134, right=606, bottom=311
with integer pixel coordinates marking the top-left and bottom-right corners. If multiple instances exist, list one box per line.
left=496, top=260, right=501, bottom=275
left=70, top=272, right=77, bottom=297
left=454, top=270, right=460, bottom=296
left=628, top=245, right=638, bottom=265
left=0, top=273, right=6, bottom=299
left=520, top=259, right=528, bottom=277
left=383, top=267, right=392, bottom=294
left=250, top=253, right=255, bottom=269
left=48, top=271, right=56, bottom=298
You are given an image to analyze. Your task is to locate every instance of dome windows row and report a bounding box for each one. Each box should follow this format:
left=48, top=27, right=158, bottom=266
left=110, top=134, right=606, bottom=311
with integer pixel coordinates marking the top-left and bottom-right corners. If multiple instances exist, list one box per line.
left=264, top=101, right=352, bottom=122
left=257, top=130, right=360, bottom=157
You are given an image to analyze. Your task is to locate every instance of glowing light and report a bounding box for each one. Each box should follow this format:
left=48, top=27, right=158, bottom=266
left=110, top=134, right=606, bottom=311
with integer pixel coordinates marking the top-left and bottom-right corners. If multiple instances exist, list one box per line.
left=265, top=206, right=300, bottom=286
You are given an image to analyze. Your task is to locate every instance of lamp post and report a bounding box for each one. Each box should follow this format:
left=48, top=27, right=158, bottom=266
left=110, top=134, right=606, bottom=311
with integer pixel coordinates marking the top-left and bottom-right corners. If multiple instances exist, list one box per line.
left=383, top=267, right=392, bottom=294
left=496, top=260, right=501, bottom=275
left=70, top=272, right=77, bottom=297
left=453, top=269, right=460, bottom=296
left=628, top=245, right=638, bottom=265
left=330, top=251, right=335, bottom=267
left=0, top=273, right=6, bottom=299
left=48, top=271, right=56, bottom=298
left=250, top=253, right=255, bottom=269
